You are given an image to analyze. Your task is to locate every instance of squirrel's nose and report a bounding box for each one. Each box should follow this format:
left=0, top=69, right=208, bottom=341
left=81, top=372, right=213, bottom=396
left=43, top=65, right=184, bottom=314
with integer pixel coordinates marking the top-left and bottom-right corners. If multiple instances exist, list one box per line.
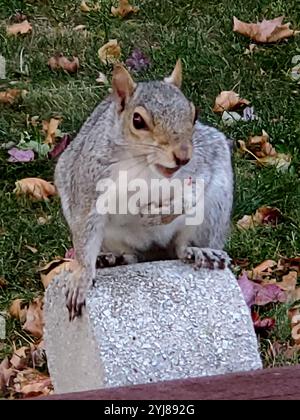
left=173, top=144, right=191, bottom=167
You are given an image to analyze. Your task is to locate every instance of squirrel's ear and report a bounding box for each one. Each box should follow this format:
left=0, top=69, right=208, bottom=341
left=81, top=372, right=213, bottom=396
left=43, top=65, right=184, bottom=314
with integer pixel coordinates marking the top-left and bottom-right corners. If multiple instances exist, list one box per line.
left=164, top=59, right=182, bottom=89
left=112, top=64, right=136, bottom=110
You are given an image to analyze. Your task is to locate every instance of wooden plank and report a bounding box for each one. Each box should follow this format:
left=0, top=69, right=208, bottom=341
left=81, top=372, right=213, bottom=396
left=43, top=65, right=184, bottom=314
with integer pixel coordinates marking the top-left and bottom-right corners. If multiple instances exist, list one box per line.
left=41, top=365, right=300, bottom=400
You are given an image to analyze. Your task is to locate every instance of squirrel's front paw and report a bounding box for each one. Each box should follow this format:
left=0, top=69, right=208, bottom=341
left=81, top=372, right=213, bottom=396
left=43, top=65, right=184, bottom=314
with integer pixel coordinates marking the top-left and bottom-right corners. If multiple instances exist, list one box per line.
left=65, top=268, right=92, bottom=321
left=180, top=247, right=231, bottom=270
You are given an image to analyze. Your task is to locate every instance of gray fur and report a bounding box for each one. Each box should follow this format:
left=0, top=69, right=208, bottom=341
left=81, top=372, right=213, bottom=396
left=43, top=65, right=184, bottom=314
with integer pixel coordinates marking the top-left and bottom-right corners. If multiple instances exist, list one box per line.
left=55, top=79, right=233, bottom=319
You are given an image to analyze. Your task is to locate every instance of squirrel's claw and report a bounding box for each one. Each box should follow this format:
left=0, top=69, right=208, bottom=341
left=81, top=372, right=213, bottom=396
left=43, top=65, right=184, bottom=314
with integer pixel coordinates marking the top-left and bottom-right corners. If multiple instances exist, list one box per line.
left=181, top=247, right=231, bottom=270
left=65, top=272, right=90, bottom=321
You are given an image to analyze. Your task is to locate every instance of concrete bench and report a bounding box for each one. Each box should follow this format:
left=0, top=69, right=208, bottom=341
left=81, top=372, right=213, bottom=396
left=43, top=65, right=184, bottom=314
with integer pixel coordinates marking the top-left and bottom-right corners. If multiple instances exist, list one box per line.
left=44, top=260, right=262, bottom=394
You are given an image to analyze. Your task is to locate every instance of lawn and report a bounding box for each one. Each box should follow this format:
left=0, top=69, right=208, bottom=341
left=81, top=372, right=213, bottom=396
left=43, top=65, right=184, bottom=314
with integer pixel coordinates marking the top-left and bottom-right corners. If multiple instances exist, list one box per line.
left=0, top=0, right=300, bottom=382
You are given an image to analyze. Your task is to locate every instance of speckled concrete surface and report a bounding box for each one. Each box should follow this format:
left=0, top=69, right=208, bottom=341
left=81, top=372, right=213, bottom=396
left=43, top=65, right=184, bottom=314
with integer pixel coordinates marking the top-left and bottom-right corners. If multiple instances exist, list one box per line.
left=44, top=261, right=262, bottom=394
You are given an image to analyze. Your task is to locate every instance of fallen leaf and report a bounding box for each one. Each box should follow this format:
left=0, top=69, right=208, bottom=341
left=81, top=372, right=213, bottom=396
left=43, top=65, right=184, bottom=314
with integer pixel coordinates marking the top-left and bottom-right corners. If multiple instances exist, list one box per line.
left=277, top=256, right=300, bottom=273
left=125, top=49, right=151, bottom=72
left=238, top=272, right=286, bottom=307
left=9, top=299, right=27, bottom=323
left=42, top=117, right=61, bottom=145
left=291, top=314, right=300, bottom=344
left=213, top=90, right=250, bottom=113
left=30, top=342, right=46, bottom=369
left=237, top=206, right=282, bottom=230
left=238, top=272, right=256, bottom=307
left=17, top=139, right=50, bottom=158
left=290, top=55, right=300, bottom=81
left=14, top=178, right=57, bottom=200
left=37, top=215, right=52, bottom=225
left=247, top=130, right=276, bottom=158
left=250, top=259, right=278, bottom=279
left=98, top=39, right=121, bottom=64
left=23, top=297, right=44, bottom=339
left=0, top=88, right=26, bottom=105
left=255, top=283, right=287, bottom=305
left=14, top=368, right=53, bottom=397
left=80, top=1, right=100, bottom=12
left=0, top=358, right=15, bottom=394
left=48, top=134, right=71, bottom=159
left=7, top=20, right=32, bottom=36
left=96, top=72, right=109, bottom=85
left=277, top=271, right=297, bottom=291
left=111, top=0, right=139, bottom=18
left=10, top=346, right=31, bottom=370
left=7, top=148, right=35, bottom=163
left=252, top=312, right=275, bottom=333
left=48, top=54, right=79, bottom=73
left=10, top=11, right=28, bottom=24
left=258, top=153, right=291, bottom=172
left=233, top=16, right=299, bottom=43
left=39, top=258, right=74, bottom=289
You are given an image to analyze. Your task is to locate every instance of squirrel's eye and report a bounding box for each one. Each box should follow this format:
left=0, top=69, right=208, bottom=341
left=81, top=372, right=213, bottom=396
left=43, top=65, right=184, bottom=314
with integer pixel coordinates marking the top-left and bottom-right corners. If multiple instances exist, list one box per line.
left=133, top=112, right=147, bottom=130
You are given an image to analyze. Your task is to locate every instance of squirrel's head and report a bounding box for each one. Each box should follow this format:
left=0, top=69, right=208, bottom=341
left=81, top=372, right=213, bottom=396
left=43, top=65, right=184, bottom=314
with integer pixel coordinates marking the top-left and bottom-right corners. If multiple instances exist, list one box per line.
left=112, top=60, right=197, bottom=178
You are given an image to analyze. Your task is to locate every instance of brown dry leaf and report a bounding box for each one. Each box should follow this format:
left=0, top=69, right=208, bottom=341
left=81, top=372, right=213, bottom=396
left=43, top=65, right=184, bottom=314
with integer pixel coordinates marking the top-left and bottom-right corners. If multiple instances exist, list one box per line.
left=10, top=346, right=31, bottom=370
left=42, top=117, right=61, bottom=145
left=233, top=16, right=299, bottom=43
left=247, top=130, right=277, bottom=158
left=0, top=358, right=15, bottom=393
left=48, top=55, right=79, bottom=73
left=247, top=259, right=277, bottom=280
left=14, top=368, right=53, bottom=397
left=213, top=90, right=250, bottom=113
left=14, top=178, right=57, bottom=200
left=237, top=206, right=282, bottom=230
left=0, top=88, right=26, bottom=105
left=23, top=297, right=44, bottom=339
left=39, top=258, right=73, bottom=289
left=9, top=299, right=27, bottom=323
left=98, top=39, right=121, bottom=64
left=7, top=20, right=32, bottom=36
left=291, top=314, right=300, bottom=344
left=80, top=1, right=100, bottom=12
left=111, top=0, right=139, bottom=17
left=277, top=271, right=297, bottom=291
left=258, top=153, right=292, bottom=172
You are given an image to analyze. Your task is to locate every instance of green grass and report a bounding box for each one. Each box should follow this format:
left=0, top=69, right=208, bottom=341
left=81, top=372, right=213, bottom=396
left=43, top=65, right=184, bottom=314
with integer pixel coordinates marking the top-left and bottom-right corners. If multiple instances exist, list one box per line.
left=0, top=0, right=300, bottom=366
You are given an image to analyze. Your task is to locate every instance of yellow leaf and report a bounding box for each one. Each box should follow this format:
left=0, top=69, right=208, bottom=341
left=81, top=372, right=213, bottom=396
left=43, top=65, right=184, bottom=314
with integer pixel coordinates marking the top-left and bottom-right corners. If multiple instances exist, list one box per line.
left=213, top=90, right=249, bottom=113
left=233, top=16, right=299, bottom=43
left=42, top=117, right=61, bottom=145
left=111, top=0, right=139, bottom=18
left=98, top=39, right=121, bottom=64
left=14, top=178, right=57, bottom=201
left=7, top=20, right=32, bottom=36
left=9, top=299, right=27, bottom=323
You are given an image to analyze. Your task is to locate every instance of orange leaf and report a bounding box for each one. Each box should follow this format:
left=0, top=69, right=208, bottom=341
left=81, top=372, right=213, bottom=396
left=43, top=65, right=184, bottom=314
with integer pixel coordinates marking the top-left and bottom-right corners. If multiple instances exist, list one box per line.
left=213, top=90, right=250, bottom=113
left=7, top=20, right=32, bottom=36
left=9, top=299, right=27, bottom=323
left=277, top=271, right=297, bottom=291
left=22, top=297, right=44, bottom=339
left=237, top=206, right=282, bottom=230
left=233, top=16, right=299, bottom=43
left=111, top=0, right=139, bottom=18
left=14, top=178, right=57, bottom=200
left=0, top=88, right=26, bottom=105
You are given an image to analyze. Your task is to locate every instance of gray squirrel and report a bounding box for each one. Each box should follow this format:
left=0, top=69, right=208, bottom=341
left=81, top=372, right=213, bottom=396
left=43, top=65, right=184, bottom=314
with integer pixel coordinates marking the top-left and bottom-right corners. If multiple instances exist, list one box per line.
left=55, top=60, right=233, bottom=320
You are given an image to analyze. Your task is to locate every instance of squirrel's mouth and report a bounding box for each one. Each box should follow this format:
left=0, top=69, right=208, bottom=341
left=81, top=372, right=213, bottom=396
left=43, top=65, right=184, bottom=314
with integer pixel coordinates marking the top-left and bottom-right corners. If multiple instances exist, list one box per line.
left=155, top=164, right=180, bottom=178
